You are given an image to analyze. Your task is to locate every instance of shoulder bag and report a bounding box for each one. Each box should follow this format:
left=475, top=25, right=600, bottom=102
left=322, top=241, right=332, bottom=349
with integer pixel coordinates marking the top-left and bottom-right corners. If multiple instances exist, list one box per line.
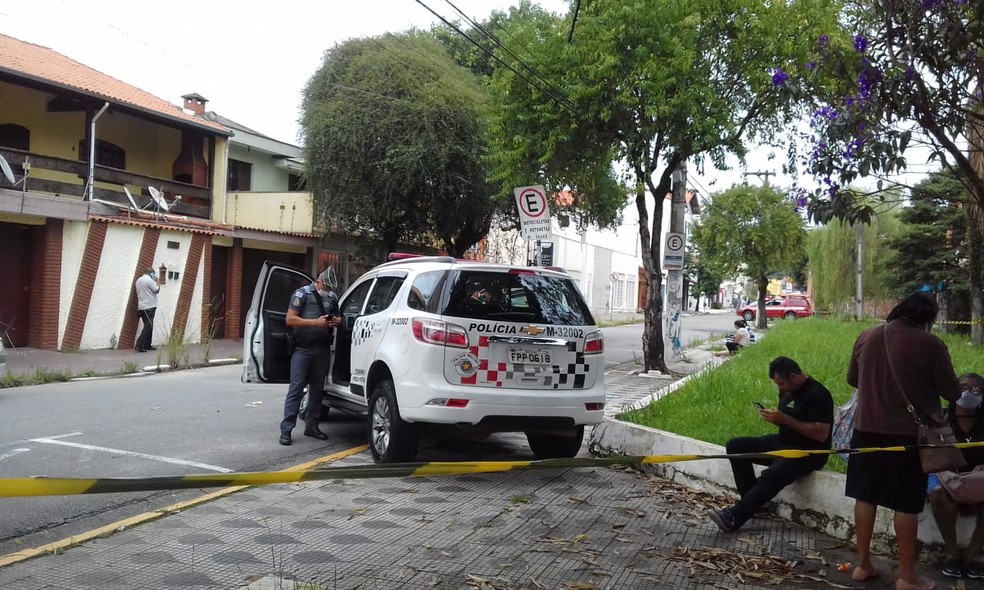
left=939, top=466, right=984, bottom=504
left=884, top=325, right=965, bottom=474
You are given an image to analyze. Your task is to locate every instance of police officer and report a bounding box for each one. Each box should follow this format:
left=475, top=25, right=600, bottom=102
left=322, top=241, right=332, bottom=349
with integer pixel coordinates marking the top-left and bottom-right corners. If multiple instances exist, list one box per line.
left=279, top=268, right=340, bottom=446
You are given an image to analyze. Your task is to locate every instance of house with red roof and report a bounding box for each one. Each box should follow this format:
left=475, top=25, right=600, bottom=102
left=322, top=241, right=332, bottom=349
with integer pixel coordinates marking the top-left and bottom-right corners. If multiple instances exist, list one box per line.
left=0, top=34, right=322, bottom=351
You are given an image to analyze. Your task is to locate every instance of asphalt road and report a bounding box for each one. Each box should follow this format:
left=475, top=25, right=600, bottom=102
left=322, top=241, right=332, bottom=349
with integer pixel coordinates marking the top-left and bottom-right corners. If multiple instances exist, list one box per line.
left=0, top=314, right=735, bottom=557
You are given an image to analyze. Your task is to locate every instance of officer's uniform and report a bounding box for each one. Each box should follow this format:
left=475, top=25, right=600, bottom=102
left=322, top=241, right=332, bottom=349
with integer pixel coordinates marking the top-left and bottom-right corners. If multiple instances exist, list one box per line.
left=280, top=283, right=339, bottom=437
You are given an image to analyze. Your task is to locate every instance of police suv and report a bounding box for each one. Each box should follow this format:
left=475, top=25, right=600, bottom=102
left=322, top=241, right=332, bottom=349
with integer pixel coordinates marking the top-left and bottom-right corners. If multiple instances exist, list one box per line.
left=243, top=256, right=606, bottom=463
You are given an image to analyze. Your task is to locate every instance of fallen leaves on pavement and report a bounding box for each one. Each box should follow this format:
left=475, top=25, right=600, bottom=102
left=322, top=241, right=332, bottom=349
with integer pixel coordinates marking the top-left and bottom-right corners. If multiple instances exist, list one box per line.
left=670, top=546, right=856, bottom=588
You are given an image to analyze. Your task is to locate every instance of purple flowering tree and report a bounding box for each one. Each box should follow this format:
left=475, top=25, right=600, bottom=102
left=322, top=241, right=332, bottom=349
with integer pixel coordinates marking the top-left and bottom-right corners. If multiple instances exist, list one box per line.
left=487, top=0, right=844, bottom=373
left=786, top=1, right=984, bottom=341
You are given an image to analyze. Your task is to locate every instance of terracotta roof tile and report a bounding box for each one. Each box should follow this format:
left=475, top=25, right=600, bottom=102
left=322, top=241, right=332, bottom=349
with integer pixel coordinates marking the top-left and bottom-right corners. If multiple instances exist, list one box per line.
left=0, top=33, right=230, bottom=135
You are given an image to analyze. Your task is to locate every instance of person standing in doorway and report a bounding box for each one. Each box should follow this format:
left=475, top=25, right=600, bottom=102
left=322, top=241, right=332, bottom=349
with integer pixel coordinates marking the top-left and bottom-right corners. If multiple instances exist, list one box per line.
left=134, top=268, right=160, bottom=353
left=280, top=268, right=340, bottom=446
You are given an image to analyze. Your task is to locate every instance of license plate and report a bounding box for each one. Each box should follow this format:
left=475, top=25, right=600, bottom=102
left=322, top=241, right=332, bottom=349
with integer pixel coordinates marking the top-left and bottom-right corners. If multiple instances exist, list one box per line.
left=509, top=348, right=552, bottom=365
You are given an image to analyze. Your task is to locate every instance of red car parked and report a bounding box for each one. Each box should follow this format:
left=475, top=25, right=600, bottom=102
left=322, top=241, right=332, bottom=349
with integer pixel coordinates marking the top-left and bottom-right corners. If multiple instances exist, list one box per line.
left=737, top=296, right=813, bottom=321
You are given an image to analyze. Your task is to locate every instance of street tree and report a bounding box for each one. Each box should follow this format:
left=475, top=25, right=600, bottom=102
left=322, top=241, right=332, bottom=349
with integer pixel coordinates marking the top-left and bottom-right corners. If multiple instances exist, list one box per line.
left=886, top=172, right=971, bottom=328
left=788, top=0, right=984, bottom=340
left=805, top=209, right=897, bottom=314
left=693, top=185, right=807, bottom=329
left=485, top=0, right=842, bottom=373
left=301, top=34, right=495, bottom=256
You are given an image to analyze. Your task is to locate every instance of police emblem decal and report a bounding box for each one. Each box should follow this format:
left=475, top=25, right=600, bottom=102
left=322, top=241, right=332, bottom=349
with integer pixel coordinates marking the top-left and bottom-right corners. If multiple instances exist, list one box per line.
left=453, top=352, right=479, bottom=377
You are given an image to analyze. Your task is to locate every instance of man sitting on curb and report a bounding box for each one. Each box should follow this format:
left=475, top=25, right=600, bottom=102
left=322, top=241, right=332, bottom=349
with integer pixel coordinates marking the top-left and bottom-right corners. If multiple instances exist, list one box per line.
left=709, top=356, right=834, bottom=532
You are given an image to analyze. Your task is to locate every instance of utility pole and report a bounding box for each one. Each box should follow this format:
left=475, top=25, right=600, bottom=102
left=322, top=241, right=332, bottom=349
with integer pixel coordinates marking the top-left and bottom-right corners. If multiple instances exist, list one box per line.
left=744, top=170, right=775, bottom=187
left=855, top=221, right=864, bottom=320
left=665, top=161, right=687, bottom=359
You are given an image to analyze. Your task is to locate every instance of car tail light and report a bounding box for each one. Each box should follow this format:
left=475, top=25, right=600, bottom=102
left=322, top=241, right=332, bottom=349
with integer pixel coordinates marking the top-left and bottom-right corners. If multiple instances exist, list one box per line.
left=584, top=402, right=605, bottom=411
left=412, top=318, right=469, bottom=348
left=585, top=331, right=604, bottom=355
left=508, top=268, right=535, bottom=275
left=425, top=398, right=470, bottom=407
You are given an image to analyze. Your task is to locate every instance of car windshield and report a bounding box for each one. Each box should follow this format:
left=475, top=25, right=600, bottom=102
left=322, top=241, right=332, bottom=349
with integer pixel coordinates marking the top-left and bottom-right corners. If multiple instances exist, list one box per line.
left=443, top=270, right=594, bottom=326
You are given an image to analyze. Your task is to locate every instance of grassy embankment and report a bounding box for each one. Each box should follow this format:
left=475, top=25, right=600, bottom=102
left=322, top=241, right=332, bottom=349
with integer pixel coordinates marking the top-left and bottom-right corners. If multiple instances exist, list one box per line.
left=621, top=317, right=984, bottom=473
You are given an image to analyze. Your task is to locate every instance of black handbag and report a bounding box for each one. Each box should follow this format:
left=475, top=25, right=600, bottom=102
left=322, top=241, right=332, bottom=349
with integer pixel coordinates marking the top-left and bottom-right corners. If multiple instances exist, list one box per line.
left=884, top=325, right=965, bottom=474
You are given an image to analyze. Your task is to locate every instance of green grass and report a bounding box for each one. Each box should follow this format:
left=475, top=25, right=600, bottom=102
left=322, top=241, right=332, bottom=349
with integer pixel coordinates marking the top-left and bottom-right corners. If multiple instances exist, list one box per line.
left=621, top=317, right=984, bottom=473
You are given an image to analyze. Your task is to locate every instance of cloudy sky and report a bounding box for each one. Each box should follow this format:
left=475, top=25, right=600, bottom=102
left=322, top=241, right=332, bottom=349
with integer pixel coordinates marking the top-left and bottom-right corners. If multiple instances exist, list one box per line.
left=1, top=0, right=575, bottom=144
left=5, top=0, right=930, bottom=199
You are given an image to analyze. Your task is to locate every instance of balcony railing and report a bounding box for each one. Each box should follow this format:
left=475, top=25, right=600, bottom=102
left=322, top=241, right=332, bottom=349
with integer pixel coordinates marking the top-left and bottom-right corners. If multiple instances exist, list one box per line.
left=224, top=191, right=315, bottom=235
left=0, top=147, right=212, bottom=219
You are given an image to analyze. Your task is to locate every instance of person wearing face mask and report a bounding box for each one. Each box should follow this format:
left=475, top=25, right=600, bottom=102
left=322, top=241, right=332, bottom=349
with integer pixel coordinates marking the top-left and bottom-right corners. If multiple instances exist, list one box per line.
left=928, top=373, right=984, bottom=580
left=279, top=268, right=340, bottom=446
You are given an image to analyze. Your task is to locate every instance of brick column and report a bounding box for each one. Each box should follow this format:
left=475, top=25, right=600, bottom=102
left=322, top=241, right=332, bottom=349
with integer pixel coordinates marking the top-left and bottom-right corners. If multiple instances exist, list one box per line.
left=224, top=238, right=243, bottom=341
left=29, top=220, right=63, bottom=350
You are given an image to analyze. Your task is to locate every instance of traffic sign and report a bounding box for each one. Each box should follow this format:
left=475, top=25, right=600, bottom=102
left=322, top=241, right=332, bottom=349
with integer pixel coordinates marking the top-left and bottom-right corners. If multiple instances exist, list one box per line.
left=514, top=185, right=552, bottom=241
left=663, top=231, right=685, bottom=271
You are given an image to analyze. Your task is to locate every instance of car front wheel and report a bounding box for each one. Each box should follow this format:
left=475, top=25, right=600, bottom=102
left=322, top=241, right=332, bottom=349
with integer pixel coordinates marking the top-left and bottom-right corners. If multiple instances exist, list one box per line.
left=742, top=311, right=755, bottom=321
left=526, top=426, right=584, bottom=459
left=784, top=312, right=797, bottom=320
left=368, top=379, right=419, bottom=463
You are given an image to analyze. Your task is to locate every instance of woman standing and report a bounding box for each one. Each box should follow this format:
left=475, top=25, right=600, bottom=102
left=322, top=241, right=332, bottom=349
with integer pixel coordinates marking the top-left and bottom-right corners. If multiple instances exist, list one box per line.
left=846, top=292, right=961, bottom=590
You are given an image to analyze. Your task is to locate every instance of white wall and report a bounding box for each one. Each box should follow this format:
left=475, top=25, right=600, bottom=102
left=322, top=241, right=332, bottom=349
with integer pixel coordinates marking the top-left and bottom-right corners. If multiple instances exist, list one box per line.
left=227, top=144, right=292, bottom=192
left=60, top=222, right=207, bottom=350
left=79, top=225, right=143, bottom=350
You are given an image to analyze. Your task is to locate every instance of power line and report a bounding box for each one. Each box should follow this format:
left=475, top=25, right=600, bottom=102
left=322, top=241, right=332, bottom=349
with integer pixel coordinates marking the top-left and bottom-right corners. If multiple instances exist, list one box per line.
left=412, top=0, right=577, bottom=113
left=440, top=0, right=576, bottom=111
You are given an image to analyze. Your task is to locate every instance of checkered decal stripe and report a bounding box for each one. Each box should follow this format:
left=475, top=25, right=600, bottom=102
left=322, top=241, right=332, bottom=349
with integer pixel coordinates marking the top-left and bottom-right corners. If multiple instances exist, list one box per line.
left=353, top=323, right=373, bottom=346
left=462, top=336, right=591, bottom=389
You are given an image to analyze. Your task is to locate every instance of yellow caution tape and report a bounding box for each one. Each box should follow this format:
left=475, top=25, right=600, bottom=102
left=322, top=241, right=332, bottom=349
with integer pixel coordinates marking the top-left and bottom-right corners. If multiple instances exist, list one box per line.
left=2, top=442, right=982, bottom=498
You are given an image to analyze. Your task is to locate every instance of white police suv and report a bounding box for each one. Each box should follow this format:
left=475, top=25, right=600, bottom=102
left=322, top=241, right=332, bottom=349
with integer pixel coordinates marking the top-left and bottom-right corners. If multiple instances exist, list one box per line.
left=243, top=256, right=606, bottom=463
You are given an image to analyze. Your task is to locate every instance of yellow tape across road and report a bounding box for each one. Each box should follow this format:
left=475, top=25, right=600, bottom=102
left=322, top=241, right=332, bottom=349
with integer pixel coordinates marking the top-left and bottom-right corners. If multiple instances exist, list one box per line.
left=3, top=441, right=984, bottom=498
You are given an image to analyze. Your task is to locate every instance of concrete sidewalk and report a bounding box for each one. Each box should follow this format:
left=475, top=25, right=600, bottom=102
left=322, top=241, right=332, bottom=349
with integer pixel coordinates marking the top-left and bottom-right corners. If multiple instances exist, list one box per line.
left=0, top=340, right=953, bottom=589
left=4, top=338, right=243, bottom=378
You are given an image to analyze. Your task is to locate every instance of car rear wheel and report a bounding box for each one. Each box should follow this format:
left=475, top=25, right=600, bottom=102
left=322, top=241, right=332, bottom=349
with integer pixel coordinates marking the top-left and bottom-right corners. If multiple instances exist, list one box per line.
left=368, top=379, right=419, bottom=463
left=784, top=312, right=797, bottom=320
left=526, top=426, right=584, bottom=459
left=742, top=311, right=755, bottom=321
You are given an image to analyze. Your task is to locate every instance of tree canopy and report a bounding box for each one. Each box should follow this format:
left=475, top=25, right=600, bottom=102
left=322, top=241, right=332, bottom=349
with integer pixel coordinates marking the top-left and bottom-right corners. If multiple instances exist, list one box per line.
left=693, top=184, right=807, bottom=329
left=301, top=33, right=496, bottom=256
left=485, top=0, right=842, bottom=371
left=784, top=0, right=983, bottom=340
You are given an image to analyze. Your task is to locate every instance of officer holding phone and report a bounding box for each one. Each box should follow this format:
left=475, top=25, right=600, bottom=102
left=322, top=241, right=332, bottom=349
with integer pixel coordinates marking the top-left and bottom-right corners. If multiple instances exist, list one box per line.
left=709, top=357, right=834, bottom=533
left=279, top=267, right=340, bottom=446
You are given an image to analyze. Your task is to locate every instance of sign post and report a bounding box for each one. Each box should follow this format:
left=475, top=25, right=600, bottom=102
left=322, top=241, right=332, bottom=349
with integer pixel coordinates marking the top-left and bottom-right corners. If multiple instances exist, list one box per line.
left=514, top=185, right=552, bottom=242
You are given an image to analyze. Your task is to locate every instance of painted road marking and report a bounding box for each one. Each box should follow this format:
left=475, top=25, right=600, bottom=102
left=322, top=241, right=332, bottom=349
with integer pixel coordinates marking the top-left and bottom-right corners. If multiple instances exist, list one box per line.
left=0, top=448, right=30, bottom=462
left=29, top=436, right=232, bottom=473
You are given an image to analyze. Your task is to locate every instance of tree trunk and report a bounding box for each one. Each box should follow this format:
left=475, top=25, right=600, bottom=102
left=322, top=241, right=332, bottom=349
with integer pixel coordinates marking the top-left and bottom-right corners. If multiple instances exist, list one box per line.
left=756, top=277, right=770, bottom=330
left=969, top=204, right=984, bottom=344
left=636, top=182, right=668, bottom=373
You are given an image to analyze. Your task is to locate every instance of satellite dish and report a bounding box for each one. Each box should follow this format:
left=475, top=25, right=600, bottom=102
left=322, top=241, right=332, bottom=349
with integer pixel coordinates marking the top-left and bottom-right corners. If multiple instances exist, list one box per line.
left=0, top=155, right=14, bottom=185
left=123, top=186, right=140, bottom=210
left=148, top=186, right=170, bottom=212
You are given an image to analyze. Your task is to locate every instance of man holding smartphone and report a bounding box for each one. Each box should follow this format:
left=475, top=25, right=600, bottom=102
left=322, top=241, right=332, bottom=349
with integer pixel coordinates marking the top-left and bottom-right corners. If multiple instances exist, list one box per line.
left=279, top=267, right=340, bottom=446
left=709, top=357, right=834, bottom=532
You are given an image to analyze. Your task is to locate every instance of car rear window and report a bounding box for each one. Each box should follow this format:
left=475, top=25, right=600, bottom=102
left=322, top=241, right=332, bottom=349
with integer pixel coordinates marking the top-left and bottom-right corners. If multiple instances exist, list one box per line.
left=442, top=270, right=594, bottom=326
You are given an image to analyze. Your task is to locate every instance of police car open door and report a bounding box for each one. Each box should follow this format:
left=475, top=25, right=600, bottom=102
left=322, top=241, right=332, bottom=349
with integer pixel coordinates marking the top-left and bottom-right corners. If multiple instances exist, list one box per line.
left=242, top=261, right=311, bottom=383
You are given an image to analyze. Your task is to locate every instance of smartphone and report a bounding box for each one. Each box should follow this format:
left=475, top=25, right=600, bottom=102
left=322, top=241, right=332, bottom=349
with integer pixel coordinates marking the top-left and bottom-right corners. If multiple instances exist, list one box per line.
left=753, top=401, right=765, bottom=409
